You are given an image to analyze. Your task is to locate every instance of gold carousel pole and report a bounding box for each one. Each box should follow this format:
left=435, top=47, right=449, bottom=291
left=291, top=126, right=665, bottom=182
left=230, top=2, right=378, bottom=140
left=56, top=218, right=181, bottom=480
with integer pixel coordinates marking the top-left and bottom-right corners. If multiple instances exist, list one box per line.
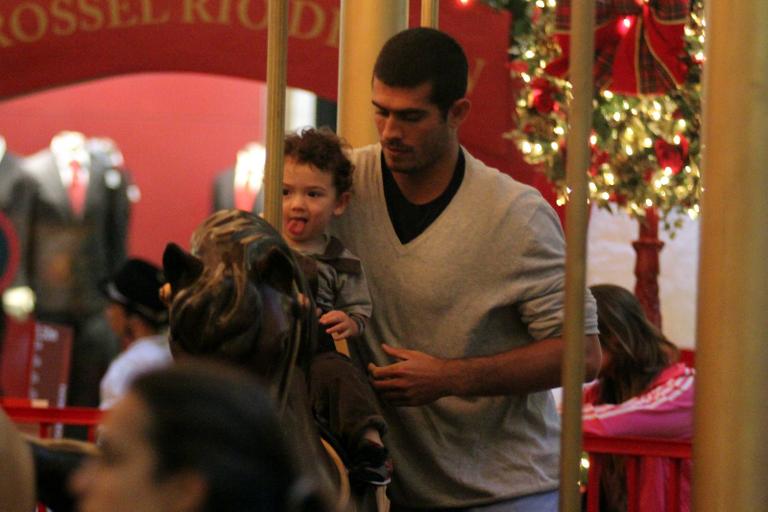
left=337, top=3, right=407, bottom=507
left=262, top=0, right=288, bottom=228
left=693, top=0, right=768, bottom=508
left=559, top=0, right=594, bottom=510
left=421, top=0, right=439, bottom=28
left=337, top=0, right=408, bottom=146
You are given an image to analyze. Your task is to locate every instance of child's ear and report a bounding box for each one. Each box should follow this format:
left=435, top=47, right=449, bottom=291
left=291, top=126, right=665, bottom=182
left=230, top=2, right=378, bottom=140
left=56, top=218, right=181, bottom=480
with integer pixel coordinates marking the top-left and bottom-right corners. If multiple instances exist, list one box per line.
left=333, top=191, right=351, bottom=216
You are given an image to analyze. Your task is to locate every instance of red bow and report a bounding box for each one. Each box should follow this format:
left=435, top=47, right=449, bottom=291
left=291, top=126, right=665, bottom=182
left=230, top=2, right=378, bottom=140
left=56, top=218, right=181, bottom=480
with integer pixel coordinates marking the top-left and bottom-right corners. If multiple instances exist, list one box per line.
left=654, top=136, right=689, bottom=174
left=529, top=77, right=559, bottom=114
left=547, top=0, right=690, bottom=95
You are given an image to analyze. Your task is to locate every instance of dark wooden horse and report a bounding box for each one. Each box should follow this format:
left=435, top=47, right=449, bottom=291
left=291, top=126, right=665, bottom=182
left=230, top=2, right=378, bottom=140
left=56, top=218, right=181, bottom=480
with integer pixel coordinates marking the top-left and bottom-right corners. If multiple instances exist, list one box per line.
left=162, top=209, right=348, bottom=509
left=27, top=209, right=355, bottom=511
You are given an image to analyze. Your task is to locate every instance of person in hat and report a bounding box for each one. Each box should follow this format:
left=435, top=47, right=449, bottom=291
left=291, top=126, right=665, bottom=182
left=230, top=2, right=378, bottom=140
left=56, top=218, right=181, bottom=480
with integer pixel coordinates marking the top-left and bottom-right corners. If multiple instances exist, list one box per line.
left=99, top=258, right=172, bottom=410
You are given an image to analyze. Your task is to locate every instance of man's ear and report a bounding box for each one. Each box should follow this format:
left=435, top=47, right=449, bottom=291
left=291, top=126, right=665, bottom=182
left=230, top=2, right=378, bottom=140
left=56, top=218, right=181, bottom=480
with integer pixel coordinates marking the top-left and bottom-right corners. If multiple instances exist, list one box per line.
left=162, top=243, right=204, bottom=297
left=333, top=191, right=350, bottom=216
left=448, top=98, right=471, bottom=129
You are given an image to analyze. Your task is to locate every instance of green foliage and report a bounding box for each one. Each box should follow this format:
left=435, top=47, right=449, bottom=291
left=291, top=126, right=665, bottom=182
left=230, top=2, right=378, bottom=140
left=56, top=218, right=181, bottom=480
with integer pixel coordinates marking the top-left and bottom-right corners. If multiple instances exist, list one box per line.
left=483, top=0, right=706, bottom=229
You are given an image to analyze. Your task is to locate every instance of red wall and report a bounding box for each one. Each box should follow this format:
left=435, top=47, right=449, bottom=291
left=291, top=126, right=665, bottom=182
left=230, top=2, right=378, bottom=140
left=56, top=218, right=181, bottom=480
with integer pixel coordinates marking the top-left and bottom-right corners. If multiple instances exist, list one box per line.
left=0, top=71, right=555, bottom=268
left=0, top=72, right=267, bottom=265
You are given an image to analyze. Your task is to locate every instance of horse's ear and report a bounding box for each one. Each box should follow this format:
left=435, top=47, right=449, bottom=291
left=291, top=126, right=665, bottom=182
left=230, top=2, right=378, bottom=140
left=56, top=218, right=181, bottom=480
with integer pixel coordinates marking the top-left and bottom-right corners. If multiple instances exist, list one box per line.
left=249, top=244, right=296, bottom=295
left=162, top=243, right=204, bottom=294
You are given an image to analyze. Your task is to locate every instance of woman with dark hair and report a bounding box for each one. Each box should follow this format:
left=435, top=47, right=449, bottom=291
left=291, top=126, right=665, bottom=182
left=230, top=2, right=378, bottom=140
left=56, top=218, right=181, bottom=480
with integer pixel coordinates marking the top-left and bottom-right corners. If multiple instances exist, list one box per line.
left=584, top=284, right=695, bottom=512
left=71, top=362, right=329, bottom=512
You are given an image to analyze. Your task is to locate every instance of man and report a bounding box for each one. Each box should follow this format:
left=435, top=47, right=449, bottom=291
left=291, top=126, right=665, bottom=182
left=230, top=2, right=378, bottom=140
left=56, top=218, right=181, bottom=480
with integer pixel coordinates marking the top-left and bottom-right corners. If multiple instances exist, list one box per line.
left=99, top=258, right=172, bottom=410
left=331, top=28, right=601, bottom=511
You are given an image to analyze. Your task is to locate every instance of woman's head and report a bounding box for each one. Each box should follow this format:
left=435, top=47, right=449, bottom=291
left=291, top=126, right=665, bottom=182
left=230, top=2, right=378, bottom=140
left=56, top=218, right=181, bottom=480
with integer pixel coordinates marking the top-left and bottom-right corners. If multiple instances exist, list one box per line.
left=590, top=284, right=678, bottom=402
left=73, top=362, right=323, bottom=512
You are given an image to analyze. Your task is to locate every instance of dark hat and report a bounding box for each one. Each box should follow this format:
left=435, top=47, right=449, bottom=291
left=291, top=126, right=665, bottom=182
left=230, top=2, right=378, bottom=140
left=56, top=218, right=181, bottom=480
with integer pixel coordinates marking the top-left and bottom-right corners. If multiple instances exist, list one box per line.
left=101, top=258, right=168, bottom=326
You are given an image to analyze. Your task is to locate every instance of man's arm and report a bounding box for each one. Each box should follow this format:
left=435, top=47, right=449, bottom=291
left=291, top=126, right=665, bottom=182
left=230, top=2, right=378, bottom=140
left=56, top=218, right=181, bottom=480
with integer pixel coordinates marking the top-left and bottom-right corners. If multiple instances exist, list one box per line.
left=368, top=334, right=601, bottom=406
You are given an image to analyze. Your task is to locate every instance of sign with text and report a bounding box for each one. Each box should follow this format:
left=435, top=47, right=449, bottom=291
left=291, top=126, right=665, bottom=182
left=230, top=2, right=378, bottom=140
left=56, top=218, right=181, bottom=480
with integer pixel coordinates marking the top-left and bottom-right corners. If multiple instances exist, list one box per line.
left=29, top=322, right=72, bottom=407
left=0, top=318, right=71, bottom=407
left=0, top=0, right=514, bottom=165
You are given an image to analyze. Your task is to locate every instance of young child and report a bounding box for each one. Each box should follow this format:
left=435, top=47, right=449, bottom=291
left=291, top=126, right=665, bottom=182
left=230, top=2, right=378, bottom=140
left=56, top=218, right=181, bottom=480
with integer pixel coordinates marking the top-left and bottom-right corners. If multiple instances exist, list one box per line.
left=281, top=127, right=389, bottom=487
left=282, top=127, right=372, bottom=340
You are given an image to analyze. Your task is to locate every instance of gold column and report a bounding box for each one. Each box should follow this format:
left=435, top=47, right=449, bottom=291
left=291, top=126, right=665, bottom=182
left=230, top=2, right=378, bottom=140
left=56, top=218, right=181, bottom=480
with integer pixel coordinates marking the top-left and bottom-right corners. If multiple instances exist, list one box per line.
left=559, top=0, right=594, bottom=511
left=262, top=0, right=288, bottom=228
left=421, top=0, right=439, bottom=28
left=337, top=0, right=408, bottom=146
left=693, top=0, right=768, bottom=509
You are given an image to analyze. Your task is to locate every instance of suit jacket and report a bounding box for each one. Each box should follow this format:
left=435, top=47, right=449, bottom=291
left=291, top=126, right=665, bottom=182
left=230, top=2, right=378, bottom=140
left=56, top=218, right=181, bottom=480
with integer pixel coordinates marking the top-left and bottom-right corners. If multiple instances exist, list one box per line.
left=0, top=151, right=24, bottom=212
left=212, top=168, right=264, bottom=214
left=9, top=149, right=131, bottom=318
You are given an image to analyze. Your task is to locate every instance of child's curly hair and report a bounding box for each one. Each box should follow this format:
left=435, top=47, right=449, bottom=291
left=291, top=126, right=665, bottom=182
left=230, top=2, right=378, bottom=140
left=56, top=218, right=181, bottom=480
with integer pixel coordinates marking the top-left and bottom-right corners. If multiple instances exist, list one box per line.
left=284, top=127, right=354, bottom=196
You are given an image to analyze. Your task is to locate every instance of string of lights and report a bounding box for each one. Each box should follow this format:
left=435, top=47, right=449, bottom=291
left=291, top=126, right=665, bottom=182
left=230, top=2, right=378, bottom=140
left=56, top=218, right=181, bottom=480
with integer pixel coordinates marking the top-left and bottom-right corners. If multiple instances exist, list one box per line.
left=482, top=0, right=705, bottom=233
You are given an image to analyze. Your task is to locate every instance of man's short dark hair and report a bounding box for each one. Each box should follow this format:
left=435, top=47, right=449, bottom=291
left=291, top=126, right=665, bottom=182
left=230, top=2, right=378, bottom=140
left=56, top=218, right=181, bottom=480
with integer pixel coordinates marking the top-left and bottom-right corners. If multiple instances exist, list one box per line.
left=373, top=28, right=468, bottom=116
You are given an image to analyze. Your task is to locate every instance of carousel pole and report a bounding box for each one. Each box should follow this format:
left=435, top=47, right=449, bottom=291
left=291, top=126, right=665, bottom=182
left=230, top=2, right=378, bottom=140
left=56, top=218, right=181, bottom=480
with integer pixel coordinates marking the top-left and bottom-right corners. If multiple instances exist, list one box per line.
left=559, top=0, right=594, bottom=510
left=693, top=0, right=768, bottom=508
left=262, top=0, right=288, bottom=228
left=336, top=3, right=407, bottom=506
left=262, top=0, right=295, bottom=416
left=337, top=0, right=408, bottom=146
left=421, top=0, right=439, bottom=28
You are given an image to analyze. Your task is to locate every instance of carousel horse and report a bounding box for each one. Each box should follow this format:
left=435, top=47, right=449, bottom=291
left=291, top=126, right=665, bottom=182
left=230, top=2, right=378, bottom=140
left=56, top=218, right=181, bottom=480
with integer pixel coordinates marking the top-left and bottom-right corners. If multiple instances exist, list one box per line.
left=27, top=209, right=351, bottom=512
left=162, top=209, right=349, bottom=509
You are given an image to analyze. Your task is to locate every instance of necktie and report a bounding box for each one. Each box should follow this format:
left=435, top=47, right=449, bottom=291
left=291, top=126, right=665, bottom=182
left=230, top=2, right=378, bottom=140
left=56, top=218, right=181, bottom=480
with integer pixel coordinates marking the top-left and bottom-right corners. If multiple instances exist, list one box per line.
left=68, top=160, right=86, bottom=217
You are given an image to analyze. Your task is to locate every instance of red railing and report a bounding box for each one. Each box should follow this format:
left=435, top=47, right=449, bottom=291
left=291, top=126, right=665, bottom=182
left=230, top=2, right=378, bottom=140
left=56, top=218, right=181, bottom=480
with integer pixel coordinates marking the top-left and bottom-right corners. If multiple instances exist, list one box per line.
left=1, top=404, right=695, bottom=512
left=582, top=433, right=692, bottom=512
left=2, top=401, right=103, bottom=512
left=1, top=401, right=102, bottom=441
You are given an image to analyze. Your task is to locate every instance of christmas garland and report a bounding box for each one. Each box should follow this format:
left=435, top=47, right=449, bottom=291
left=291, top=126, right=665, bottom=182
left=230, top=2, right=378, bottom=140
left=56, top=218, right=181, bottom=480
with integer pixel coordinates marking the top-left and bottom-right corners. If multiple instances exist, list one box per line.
left=483, top=0, right=705, bottom=232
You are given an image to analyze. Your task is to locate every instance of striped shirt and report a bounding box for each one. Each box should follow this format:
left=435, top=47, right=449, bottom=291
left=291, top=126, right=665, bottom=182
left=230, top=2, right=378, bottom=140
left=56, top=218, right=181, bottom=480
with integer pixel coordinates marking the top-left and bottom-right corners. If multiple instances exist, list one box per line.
left=583, top=362, right=695, bottom=512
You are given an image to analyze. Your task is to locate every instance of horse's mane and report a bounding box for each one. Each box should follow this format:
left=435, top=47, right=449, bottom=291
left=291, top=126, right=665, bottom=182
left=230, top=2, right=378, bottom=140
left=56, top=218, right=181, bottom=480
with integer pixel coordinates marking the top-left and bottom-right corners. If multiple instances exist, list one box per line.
left=164, top=209, right=317, bottom=399
left=162, top=210, right=347, bottom=508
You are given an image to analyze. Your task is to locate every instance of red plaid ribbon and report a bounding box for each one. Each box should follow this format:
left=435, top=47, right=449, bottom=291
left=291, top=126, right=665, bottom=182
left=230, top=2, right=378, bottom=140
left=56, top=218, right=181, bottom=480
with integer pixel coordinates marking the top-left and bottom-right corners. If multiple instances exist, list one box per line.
left=547, top=0, right=689, bottom=95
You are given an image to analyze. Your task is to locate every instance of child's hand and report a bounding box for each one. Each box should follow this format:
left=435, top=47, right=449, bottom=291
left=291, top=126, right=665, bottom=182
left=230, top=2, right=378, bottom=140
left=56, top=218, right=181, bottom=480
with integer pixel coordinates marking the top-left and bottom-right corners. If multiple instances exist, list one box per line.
left=296, top=293, right=311, bottom=311
left=319, top=310, right=359, bottom=340
left=294, top=294, right=325, bottom=318
left=159, top=283, right=173, bottom=306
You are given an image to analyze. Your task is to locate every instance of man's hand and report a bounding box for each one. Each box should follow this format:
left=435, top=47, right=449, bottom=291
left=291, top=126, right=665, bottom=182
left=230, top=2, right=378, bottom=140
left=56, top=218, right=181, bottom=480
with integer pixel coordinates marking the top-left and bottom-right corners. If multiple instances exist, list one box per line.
left=367, top=344, right=452, bottom=406
left=319, top=310, right=359, bottom=340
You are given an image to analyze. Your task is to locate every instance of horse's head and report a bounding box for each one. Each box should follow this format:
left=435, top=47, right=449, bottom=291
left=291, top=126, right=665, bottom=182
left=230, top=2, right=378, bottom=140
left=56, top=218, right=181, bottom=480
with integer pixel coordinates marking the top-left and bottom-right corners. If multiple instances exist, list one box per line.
left=162, top=209, right=316, bottom=401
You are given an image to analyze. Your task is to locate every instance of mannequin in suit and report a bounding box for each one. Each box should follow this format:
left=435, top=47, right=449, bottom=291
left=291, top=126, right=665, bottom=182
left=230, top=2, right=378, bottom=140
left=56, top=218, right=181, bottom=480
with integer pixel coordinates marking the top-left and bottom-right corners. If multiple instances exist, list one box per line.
left=6, top=131, right=133, bottom=409
left=212, top=142, right=266, bottom=215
